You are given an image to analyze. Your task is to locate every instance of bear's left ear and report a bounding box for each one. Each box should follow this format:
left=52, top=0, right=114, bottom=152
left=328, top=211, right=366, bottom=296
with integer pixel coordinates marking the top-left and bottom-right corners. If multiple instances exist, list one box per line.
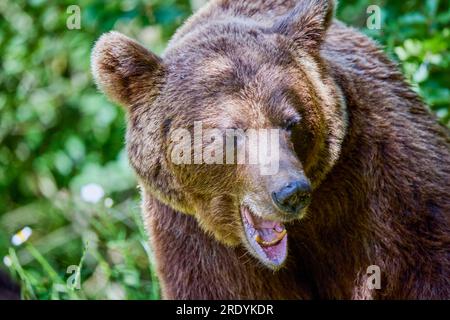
left=91, top=31, right=164, bottom=108
left=271, top=0, right=335, bottom=51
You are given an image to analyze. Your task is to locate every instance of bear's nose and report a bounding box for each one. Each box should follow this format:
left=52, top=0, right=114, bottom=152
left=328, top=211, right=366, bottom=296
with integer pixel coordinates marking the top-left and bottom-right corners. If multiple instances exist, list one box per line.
left=272, top=179, right=311, bottom=215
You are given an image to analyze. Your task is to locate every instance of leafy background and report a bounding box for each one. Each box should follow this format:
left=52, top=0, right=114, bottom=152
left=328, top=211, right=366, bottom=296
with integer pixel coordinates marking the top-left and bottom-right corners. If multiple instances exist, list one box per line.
left=0, top=0, right=448, bottom=299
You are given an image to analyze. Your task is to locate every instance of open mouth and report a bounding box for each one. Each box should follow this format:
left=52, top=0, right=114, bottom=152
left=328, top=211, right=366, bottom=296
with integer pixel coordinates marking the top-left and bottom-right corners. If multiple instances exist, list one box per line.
left=241, top=206, right=288, bottom=269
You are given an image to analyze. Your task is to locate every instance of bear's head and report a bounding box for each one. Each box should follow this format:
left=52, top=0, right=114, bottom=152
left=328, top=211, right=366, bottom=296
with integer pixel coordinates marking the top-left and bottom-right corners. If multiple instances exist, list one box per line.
left=91, top=0, right=346, bottom=270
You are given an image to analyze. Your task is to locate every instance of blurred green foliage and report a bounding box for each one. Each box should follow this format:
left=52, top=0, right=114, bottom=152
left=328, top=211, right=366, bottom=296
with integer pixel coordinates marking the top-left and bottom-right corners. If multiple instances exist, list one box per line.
left=0, top=0, right=448, bottom=299
left=338, top=0, right=450, bottom=123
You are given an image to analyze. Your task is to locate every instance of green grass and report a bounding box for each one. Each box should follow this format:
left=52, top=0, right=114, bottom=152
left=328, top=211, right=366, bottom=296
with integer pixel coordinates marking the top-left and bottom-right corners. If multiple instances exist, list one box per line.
left=2, top=192, right=160, bottom=300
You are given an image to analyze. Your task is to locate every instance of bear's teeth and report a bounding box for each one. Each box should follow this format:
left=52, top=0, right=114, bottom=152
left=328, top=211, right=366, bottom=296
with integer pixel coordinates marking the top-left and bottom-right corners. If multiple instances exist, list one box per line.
left=254, top=229, right=286, bottom=247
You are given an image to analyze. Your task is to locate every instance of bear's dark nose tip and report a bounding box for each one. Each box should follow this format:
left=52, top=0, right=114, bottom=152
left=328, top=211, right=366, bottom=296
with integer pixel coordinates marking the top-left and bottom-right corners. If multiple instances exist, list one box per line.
left=272, top=179, right=311, bottom=215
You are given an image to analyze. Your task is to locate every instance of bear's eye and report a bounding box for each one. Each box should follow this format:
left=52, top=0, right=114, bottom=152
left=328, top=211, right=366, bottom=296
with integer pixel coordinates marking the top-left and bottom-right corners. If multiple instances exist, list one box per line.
left=283, top=117, right=300, bottom=132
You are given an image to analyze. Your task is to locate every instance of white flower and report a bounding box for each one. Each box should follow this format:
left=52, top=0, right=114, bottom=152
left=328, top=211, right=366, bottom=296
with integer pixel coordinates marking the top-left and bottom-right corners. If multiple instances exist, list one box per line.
left=104, top=197, right=114, bottom=208
left=11, top=226, right=33, bottom=246
left=80, top=183, right=105, bottom=204
left=3, top=256, right=12, bottom=267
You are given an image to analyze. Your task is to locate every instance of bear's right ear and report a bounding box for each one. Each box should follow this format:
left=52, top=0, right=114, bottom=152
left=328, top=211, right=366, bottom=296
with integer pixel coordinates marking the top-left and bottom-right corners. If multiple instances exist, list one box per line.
left=91, top=31, right=164, bottom=108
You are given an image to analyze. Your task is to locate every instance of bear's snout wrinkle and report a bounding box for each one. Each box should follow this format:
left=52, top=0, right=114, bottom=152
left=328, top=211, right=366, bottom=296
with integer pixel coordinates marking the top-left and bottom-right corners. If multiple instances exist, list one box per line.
left=271, top=178, right=311, bottom=215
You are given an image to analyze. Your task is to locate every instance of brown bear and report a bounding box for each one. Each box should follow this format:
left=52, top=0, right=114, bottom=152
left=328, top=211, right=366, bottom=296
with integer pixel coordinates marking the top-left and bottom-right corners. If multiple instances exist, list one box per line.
left=91, top=0, right=450, bottom=299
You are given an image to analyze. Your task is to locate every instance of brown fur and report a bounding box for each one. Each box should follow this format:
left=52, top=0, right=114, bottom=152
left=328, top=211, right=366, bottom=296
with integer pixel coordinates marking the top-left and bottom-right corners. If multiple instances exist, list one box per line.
left=92, top=0, right=450, bottom=299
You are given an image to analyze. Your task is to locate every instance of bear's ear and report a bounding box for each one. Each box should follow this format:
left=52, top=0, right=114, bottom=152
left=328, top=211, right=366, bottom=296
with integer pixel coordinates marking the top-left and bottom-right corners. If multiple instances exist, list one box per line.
left=271, top=0, right=335, bottom=50
left=91, top=31, right=164, bottom=108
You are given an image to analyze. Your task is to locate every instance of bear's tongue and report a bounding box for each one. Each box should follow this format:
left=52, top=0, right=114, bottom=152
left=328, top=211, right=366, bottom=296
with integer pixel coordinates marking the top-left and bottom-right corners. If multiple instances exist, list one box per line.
left=241, top=206, right=288, bottom=267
